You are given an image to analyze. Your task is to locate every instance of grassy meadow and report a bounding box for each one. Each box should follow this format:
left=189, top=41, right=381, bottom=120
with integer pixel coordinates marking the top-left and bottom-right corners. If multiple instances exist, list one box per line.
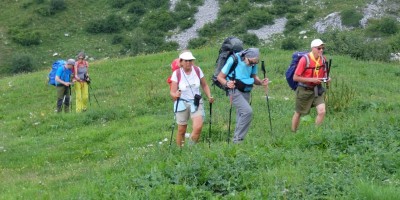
left=0, top=48, right=399, bottom=199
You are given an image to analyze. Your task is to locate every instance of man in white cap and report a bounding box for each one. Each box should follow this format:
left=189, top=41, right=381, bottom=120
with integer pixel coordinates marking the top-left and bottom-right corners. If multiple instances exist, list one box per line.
left=170, top=50, right=214, bottom=147
left=55, top=59, right=75, bottom=113
left=291, top=39, right=331, bottom=132
left=217, top=48, right=269, bottom=143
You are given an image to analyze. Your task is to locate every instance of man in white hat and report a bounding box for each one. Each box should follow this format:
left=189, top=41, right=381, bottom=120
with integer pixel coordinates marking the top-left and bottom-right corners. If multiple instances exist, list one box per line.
left=291, top=39, right=331, bottom=132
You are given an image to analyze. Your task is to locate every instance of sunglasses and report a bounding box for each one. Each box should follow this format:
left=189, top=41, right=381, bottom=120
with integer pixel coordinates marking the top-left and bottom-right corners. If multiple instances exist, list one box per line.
left=316, top=47, right=325, bottom=50
left=247, top=58, right=258, bottom=65
left=183, top=60, right=193, bottom=62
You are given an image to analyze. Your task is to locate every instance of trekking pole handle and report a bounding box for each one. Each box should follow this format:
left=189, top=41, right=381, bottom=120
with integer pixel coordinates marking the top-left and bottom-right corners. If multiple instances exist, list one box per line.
left=261, top=60, right=266, bottom=79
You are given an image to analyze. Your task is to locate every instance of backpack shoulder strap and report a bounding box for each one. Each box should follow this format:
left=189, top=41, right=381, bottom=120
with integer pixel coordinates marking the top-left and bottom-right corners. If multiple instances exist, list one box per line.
left=227, top=53, right=238, bottom=79
left=193, top=66, right=201, bottom=79
left=176, top=68, right=181, bottom=84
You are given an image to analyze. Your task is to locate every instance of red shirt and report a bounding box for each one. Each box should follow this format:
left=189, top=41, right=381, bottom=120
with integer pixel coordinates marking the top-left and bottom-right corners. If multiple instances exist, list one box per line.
left=294, top=53, right=326, bottom=87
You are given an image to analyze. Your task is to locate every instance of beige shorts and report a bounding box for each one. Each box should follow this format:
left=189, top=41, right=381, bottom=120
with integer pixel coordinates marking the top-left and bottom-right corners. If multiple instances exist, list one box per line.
left=295, top=86, right=325, bottom=114
left=176, top=101, right=204, bottom=125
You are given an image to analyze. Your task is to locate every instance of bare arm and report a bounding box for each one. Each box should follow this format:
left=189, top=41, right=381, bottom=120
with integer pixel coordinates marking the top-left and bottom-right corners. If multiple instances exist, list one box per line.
left=200, top=77, right=214, bottom=103
left=217, top=72, right=235, bottom=89
left=169, top=81, right=180, bottom=101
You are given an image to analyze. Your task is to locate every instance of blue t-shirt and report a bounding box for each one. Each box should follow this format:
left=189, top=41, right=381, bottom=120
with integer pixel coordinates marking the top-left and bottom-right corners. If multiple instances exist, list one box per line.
left=221, top=53, right=257, bottom=85
left=55, top=66, right=72, bottom=86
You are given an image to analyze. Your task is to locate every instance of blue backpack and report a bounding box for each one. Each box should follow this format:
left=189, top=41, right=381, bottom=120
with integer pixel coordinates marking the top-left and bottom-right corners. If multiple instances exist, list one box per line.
left=285, top=51, right=310, bottom=90
left=48, top=60, right=66, bottom=86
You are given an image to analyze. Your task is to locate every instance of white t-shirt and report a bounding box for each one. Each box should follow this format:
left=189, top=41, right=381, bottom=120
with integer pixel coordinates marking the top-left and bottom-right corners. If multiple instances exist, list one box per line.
left=171, top=66, right=204, bottom=100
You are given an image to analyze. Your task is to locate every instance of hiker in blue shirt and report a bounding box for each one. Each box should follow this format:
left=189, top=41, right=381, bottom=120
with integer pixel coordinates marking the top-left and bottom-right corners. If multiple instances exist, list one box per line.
left=55, top=59, right=75, bottom=113
left=217, top=48, right=269, bottom=143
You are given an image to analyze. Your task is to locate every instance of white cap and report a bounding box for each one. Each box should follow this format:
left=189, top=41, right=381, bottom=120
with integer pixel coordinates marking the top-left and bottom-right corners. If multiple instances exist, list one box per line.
left=179, top=51, right=196, bottom=60
left=311, top=39, right=324, bottom=48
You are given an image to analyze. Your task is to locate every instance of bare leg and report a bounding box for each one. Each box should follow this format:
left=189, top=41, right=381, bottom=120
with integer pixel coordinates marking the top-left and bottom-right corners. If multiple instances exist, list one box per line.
left=176, top=124, right=187, bottom=147
left=291, top=111, right=301, bottom=132
left=315, top=103, right=326, bottom=125
left=190, top=115, right=204, bottom=143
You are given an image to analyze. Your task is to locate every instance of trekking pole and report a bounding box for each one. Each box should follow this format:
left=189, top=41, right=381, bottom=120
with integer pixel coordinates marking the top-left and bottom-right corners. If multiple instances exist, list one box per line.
left=88, top=83, right=100, bottom=106
left=227, top=72, right=235, bottom=144
left=227, top=102, right=232, bottom=144
left=69, top=85, right=73, bottom=112
left=261, top=61, right=273, bottom=134
left=169, top=97, right=180, bottom=147
left=325, top=59, right=332, bottom=113
left=208, top=102, right=212, bottom=148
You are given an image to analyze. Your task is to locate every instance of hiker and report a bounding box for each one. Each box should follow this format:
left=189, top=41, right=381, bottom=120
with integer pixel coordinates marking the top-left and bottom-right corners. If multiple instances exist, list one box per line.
left=74, top=52, right=90, bottom=112
left=291, top=39, right=331, bottom=132
left=170, top=50, right=214, bottom=147
left=217, top=48, right=269, bottom=144
left=55, top=59, right=75, bottom=113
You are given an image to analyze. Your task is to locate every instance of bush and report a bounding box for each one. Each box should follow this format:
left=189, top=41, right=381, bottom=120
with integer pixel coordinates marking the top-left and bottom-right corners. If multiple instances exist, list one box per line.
left=127, top=2, right=146, bottom=16
left=112, top=35, right=124, bottom=45
left=285, top=18, right=303, bottom=33
left=366, top=17, right=399, bottom=37
left=10, top=53, right=35, bottom=73
left=188, top=37, right=208, bottom=49
left=272, top=0, right=301, bottom=15
left=324, top=30, right=392, bottom=61
left=198, top=23, right=218, bottom=37
left=244, top=8, right=274, bottom=29
left=341, top=9, right=362, bottom=27
left=388, top=33, right=400, bottom=52
left=49, top=0, right=66, bottom=12
left=241, top=33, right=259, bottom=46
left=86, top=15, right=124, bottom=34
left=140, top=11, right=176, bottom=32
left=281, top=37, right=300, bottom=50
left=110, top=0, right=131, bottom=8
left=9, top=28, right=41, bottom=46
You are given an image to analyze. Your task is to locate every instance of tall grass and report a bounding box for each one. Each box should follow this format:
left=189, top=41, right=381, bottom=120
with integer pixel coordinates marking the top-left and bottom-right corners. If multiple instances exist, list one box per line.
left=0, top=48, right=399, bottom=199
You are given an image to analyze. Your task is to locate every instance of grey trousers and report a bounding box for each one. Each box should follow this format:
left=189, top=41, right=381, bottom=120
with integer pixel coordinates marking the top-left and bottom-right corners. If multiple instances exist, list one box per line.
left=229, top=89, right=252, bottom=143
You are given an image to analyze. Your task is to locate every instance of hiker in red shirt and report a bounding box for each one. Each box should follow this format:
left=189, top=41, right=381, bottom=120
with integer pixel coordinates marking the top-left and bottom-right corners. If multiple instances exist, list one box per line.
left=291, top=39, right=331, bottom=132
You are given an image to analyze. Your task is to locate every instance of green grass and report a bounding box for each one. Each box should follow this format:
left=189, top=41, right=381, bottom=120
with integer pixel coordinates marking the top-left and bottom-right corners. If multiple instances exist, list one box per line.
left=1, top=47, right=400, bottom=199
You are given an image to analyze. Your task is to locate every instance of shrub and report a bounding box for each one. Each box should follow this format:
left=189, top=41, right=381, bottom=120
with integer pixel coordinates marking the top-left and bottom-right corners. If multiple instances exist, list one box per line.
left=241, top=33, right=259, bottom=46
left=179, top=18, right=195, bottom=30
left=140, top=11, right=176, bottom=32
left=285, top=18, right=303, bottom=33
left=110, top=0, right=131, bottom=8
left=281, top=37, right=300, bottom=50
left=388, top=33, right=400, bottom=52
left=341, top=9, right=363, bottom=27
left=324, top=30, right=391, bottom=61
left=49, top=0, right=66, bottom=12
left=272, top=0, right=301, bottom=15
left=188, top=37, right=208, bottom=49
left=198, top=23, right=218, bottom=37
left=127, top=2, right=146, bottom=16
left=112, top=35, right=124, bottom=45
left=366, top=17, right=399, bottom=37
left=10, top=53, right=35, bottom=73
left=244, top=8, right=274, bottom=29
left=9, top=28, right=41, bottom=46
left=86, top=15, right=124, bottom=34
